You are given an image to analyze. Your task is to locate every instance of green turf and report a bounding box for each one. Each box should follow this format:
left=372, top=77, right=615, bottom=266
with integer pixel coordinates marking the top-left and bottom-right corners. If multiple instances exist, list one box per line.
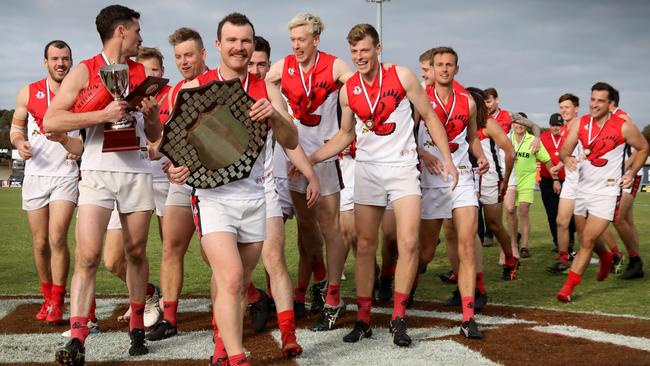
left=1, top=188, right=648, bottom=317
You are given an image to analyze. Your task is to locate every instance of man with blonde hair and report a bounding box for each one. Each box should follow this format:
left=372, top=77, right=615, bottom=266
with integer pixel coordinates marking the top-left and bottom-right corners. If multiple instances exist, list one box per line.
left=267, top=12, right=354, bottom=331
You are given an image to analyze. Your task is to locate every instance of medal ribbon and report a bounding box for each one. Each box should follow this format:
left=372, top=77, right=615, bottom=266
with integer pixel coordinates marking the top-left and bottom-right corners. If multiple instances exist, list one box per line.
left=298, top=51, right=320, bottom=99
left=217, top=67, right=250, bottom=93
left=586, top=114, right=610, bottom=150
left=550, top=132, right=562, bottom=151
left=359, top=63, right=383, bottom=121
left=433, top=88, right=456, bottom=126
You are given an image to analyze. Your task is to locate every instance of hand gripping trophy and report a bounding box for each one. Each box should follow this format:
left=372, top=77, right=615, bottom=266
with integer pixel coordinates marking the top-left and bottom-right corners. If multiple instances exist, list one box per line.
left=99, top=64, right=139, bottom=152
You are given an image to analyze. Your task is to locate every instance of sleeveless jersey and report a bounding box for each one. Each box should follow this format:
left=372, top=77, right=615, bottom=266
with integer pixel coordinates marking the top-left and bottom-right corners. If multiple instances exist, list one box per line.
left=478, top=125, right=506, bottom=187
left=150, top=84, right=173, bottom=182
left=491, top=109, right=512, bottom=134
left=24, top=78, right=79, bottom=177
left=419, top=85, right=472, bottom=188
left=577, top=114, right=626, bottom=196
left=193, top=71, right=270, bottom=200
left=346, top=65, right=417, bottom=165
left=281, top=51, right=340, bottom=161
left=78, top=54, right=149, bottom=173
left=613, top=107, right=642, bottom=177
left=157, top=84, right=172, bottom=124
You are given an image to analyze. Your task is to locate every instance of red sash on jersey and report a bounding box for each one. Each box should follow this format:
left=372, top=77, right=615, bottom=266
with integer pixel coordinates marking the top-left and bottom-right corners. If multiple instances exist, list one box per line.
left=27, top=79, right=50, bottom=132
left=346, top=65, right=406, bottom=136
left=425, top=85, right=470, bottom=153
left=281, top=52, right=339, bottom=127
left=72, top=54, right=147, bottom=113
left=578, top=114, right=625, bottom=167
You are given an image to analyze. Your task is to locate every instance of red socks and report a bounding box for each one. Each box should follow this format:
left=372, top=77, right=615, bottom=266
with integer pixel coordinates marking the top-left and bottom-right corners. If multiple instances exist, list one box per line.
left=247, top=283, right=261, bottom=304
left=228, top=353, right=249, bottom=366
left=476, top=272, right=486, bottom=294
left=325, top=284, right=340, bottom=307
left=611, top=246, right=622, bottom=257
left=392, top=292, right=409, bottom=320
left=212, top=321, right=228, bottom=361
left=51, top=284, right=66, bottom=308
left=146, top=283, right=156, bottom=297
left=505, top=254, right=517, bottom=267
left=294, top=282, right=308, bottom=303
left=312, top=260, right=326, bottom=282
left=40, top=281, right=52, bottom=302
left=560, top=270, right=582, bottom=295
left=89, top=298, right=97, bottom=323
left=461, top=296, right=475, bottom=322
left=70, top=316, right=89, bottom=344
left=357, top=296, right=372, bottom=325
left=558, top=251, right=570, bottom=263
left=129, top=301, right=145, bottom=331
left=597, top=251, right=613, bottom=281
left=163, top=300, right=178, bottom=326
left=277, top=310, right=296, bottom=344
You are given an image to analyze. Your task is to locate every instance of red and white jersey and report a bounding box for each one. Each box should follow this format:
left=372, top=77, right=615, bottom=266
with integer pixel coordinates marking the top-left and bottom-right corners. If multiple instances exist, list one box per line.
left=491, top=109, right=512, bottom=135
left=24, top=78, right=79, bottom=177
left=79, top=53, right=149, bottom=173
left=281, top=51, right=340, bottom=161
left=577, top=113, right=626, bottom=196
left=150, top=84, right=173, bottom=182
left=419, top=84, right=472, bottom=188
left=346, top=65, right=417, bottom=166
left=478, top=127, right=505, bottom=187
left=613, top=107, right=642, bottom=177
left=193, top=70, right=270, bottom=200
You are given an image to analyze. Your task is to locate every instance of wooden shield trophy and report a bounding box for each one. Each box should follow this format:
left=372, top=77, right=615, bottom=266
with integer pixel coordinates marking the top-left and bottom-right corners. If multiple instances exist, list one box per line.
left=160, top=79, right=268, bottom=189
left=99, top=64, right=139, bottom=152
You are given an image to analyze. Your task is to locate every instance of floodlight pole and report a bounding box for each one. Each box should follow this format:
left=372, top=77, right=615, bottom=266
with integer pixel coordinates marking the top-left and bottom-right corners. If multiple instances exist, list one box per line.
left=366, top=0, right=390, bottom=62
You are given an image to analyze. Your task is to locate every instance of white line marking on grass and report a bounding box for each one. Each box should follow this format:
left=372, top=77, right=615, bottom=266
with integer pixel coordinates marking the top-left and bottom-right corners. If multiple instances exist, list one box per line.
left=271, top=328, right=500, bottom=366
left=0, top=299, right=40, bottom=320
left=532, top=325, right=650, bottom=352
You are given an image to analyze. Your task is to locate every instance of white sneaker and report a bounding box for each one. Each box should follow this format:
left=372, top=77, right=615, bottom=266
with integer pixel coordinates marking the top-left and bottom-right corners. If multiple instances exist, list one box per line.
left=60, top=320, right=101, bottom=338
left=144, top=285, right=163, bottom=328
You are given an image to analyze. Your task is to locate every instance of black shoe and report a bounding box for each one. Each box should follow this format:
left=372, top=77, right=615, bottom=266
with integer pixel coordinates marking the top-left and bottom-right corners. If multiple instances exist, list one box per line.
left=474, top=289, right=488, bottom=314
left=444, top=288, right=461, bottom=307
left=502, top=258, right=520, bottom=280
left=438, top=270, right=457, bottom=284
left=294, top=300, right=306, bottom=319
left=546, top=260, right=570, bottom=275
left=520, top=248, right=531, bottom=258
left=146, top=319, right=178, bottom=341
left=209, top=356, right=229, bottom=366
left=311, top=302, right=345, bottom=331
left=310, top=280, right=327, bottom=314
left=619, top=258, right=644, bottom=280
left=611, top=253, right=624, bottom=274
left=460, top=318, right=483, bottom=339
left=389, top=317, right=412, bottom=347
left=378, top=276, right=393, bottom=302
left=249, top=289, right=270, bottom=332
left=128, top=328, right=148, bottom=356
left=55, top=338, right=85, bottom=366
left=342, top=320, right=373, bottom=343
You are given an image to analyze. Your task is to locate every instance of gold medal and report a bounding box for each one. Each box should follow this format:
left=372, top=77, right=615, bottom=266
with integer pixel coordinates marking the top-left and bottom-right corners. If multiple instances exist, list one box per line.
left=584, top=148, right=591, bottom=156
left=364, top=119, right=374, bottom=130
left=554, top=151, right=559, bottom=156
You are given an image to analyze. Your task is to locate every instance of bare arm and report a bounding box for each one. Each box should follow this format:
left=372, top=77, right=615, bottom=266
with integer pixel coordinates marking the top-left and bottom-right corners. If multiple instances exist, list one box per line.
left=333, top=58, right=354, bottom=85
left=397, top=66, right=458, bottom=189
left=45, top=133, right=84, bottom=156
left=265, top=59, right=285, bottom=86
left=486, top=118, right=514, bottom=185
left=258, top=82, right=298, bottom=149
left=510, top=112, right=540, bottom=137
left=310, top=87, right=356, bottom=164
left=559, top=119, right=579, bottom=171
left=43, top=64, right=129, bottom=133
left=10, top=86, right=32, bottom=159
left=467, top=96, right=489, bottom=175
left=284, top=143, right=321, bottom=208
left=621, top=118, right=649, bottom=185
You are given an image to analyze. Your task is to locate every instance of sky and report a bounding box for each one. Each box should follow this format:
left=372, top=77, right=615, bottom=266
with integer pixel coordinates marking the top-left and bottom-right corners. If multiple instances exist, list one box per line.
left=1, top=0, right=649, bottom=127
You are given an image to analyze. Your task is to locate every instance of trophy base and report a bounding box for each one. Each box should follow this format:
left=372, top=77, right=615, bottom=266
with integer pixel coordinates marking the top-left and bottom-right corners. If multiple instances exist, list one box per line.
left=102, top=123, right=140, bottom=152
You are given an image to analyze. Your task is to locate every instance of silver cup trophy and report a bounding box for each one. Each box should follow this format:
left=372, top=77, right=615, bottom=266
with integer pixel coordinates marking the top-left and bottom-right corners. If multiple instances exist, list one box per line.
left=99, top=64, right=132, bottom=129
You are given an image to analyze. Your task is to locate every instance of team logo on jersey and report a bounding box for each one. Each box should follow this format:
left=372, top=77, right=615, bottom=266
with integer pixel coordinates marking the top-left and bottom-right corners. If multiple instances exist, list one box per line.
left=288, top=67, right=295, bottom=76
left=35, top=91, right=45, bottom=99
left=353, top=86, right=362, bottom=95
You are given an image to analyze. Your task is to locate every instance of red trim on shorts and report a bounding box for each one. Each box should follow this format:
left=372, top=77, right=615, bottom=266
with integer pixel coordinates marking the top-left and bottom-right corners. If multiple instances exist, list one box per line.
left=191, top=194, right=203, bottom=239
left=613, top=194, right=622, bottom=224
left=631, top=175, right=642, bottom=198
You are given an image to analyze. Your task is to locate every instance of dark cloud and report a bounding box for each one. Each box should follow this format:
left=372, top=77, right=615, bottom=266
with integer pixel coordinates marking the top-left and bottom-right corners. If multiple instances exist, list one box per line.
left=1, top=0, right=649, bottom=126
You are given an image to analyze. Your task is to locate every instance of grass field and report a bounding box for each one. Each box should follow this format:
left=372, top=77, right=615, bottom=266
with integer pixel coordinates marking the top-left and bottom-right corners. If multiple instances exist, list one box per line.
left=1, top=187, right=648, bottom=317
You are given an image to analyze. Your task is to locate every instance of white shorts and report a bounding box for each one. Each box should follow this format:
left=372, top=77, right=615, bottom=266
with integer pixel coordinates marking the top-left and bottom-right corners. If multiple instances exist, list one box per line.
left=153, top=181, right=169, bottom=216
left=560, top=169, right=579, bottom=200
left=192, top=196, right=266, bottom=243
left=288, top=160, right=342, bottom=196
left=574, top=192, right=620, bottom=222
left=421, top=185, right=478, bottom=220
left=107, top=208, right=121, bottom=230
left=340, top=187, right=354, bottom=212
left=622, top=175, right=642, bottom=197
left=165, top=184, right=192, bottom=207
left=479, top=184, right=500, bottom=206
left=78, top=171, right=154, bottom=213
left=22, top=175, right=79, bottom=211
left=265, top=187, right=284, bottom=219
left=274, top=177, right=294, bottom=218
left=354, top=162, right=421, bottom=207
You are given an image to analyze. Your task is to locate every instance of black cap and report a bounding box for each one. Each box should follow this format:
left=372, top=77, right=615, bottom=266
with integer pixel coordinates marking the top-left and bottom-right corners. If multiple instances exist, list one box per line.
left=549, top=113, right=564, bottom=126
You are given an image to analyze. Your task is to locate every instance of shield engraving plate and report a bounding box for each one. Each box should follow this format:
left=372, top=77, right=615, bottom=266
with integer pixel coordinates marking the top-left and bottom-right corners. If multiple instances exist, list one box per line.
left=160, top=79, right=268, bottom=189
